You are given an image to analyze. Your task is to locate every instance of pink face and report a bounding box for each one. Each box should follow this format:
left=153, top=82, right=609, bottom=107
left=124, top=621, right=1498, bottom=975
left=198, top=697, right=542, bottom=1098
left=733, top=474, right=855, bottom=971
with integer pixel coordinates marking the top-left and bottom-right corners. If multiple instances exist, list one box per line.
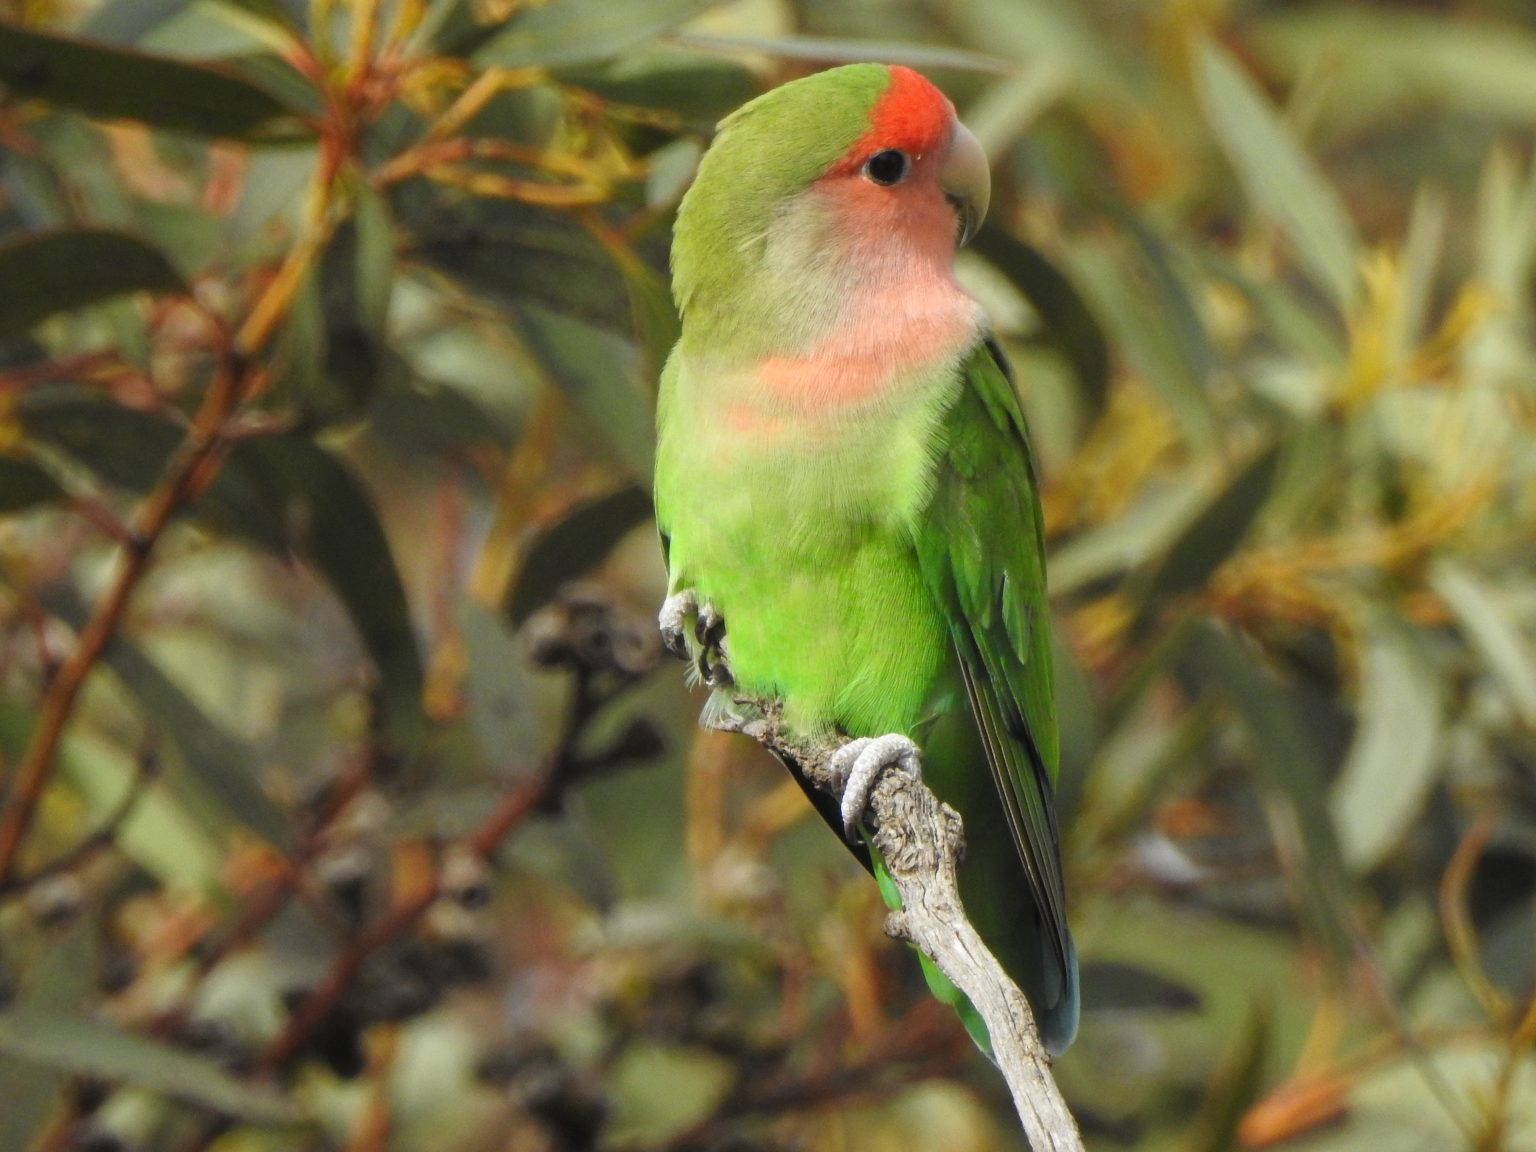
left=813, top=66, right=967, bottom=266
left=717, top=67, right=988, bottom=437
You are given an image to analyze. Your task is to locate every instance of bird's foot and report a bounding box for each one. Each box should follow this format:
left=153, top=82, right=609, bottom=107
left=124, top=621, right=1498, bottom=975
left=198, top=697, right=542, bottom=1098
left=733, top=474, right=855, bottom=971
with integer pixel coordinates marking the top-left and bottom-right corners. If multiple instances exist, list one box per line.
left=657, top=588, right=731, bottom=687
left=658, top=589, right=697, bottom=662
left=830, top=734, right=922, bottom=841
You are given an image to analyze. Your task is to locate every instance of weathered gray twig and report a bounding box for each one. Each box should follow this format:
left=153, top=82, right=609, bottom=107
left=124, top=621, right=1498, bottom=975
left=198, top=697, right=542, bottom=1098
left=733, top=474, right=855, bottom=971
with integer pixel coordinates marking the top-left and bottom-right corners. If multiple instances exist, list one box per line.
left=706, top=694, right=1084, bottom=1151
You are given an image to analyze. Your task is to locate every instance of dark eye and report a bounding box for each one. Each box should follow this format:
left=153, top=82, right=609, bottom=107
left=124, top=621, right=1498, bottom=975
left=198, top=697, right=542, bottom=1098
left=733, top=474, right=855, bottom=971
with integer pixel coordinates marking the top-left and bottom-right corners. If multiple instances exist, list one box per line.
left=862, top=148, right=910, bottom=187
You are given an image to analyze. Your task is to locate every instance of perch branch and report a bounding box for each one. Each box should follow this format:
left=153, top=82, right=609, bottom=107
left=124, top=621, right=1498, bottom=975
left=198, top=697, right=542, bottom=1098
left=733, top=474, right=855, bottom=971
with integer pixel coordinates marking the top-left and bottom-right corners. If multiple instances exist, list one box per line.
left=710, top=695, right=1084, bottom=1152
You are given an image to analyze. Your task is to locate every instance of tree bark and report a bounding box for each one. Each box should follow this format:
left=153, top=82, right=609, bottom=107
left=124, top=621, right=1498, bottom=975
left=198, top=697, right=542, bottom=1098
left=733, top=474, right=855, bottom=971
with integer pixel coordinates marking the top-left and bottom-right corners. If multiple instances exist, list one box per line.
left=709, top=697, right=1085, bottom=1152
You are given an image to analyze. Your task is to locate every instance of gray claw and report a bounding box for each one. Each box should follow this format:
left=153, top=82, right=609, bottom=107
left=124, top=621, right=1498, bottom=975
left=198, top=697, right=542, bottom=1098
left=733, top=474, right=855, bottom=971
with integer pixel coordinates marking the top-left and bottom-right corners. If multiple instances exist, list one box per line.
left=695, top=601, right=725, bottom=650
left=694, top=601, right=730, bottom=687
left=660, top=589, right=731, bottom=686
left=696, top=635, right=731, bottom=689
left=658, top=589, right=698, bottom=663
left=830, top=734, right=922, bottom=840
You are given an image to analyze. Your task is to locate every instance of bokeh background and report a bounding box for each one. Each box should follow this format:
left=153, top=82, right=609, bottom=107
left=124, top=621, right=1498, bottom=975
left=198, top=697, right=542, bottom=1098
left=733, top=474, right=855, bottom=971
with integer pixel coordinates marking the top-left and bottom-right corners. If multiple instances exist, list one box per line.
left=1, top=0, right=1535, bottom=1149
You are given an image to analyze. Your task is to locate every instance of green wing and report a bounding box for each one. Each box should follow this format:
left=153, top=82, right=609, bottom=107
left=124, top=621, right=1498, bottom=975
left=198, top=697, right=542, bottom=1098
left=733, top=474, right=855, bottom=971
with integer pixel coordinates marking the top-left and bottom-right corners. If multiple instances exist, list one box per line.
left=914, top=338, right=1072, bottom=997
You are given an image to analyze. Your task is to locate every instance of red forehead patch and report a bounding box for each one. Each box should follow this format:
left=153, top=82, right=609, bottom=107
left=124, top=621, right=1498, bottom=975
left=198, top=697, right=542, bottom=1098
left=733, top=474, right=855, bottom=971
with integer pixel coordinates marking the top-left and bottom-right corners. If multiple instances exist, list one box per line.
left=828, top=65, right=953, bottom=176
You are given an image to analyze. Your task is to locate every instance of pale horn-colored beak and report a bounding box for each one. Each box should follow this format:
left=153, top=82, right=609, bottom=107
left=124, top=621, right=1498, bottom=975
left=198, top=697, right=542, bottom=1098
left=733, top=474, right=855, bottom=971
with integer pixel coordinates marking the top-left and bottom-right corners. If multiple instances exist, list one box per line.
left=941, top=119, right=990, bottom=247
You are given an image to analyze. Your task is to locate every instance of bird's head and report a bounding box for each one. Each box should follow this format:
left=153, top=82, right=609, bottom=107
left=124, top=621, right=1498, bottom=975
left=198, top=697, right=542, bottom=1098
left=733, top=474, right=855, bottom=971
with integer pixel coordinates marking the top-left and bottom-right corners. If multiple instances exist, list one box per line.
left=672, top=63, right=989, bottom=355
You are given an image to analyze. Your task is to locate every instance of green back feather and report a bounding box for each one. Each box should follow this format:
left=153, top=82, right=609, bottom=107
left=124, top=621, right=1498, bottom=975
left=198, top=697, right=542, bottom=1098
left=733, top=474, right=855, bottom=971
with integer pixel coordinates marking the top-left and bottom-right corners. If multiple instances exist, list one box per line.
left=912, top=339, right=1078, bottom=1054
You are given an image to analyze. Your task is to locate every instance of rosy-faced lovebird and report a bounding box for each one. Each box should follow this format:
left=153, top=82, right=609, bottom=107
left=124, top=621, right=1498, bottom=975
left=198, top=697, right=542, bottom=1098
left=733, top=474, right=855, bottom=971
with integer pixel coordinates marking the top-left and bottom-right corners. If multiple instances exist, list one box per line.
left=653, top=63, right=1078, bottom=1055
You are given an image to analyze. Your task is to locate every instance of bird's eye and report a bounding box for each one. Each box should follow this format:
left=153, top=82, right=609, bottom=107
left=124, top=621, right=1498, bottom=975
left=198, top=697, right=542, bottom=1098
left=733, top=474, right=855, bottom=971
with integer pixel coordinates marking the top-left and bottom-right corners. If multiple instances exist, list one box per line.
left=862, top=149, right=910, bottom=187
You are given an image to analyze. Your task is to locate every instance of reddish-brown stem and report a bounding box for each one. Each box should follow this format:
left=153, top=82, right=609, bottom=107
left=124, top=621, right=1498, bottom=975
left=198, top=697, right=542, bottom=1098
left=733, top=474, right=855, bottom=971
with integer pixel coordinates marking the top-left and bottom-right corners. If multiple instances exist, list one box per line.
left=0, top=338, right=245, bottom=883
left=251, top=772, right=548, bottom=1076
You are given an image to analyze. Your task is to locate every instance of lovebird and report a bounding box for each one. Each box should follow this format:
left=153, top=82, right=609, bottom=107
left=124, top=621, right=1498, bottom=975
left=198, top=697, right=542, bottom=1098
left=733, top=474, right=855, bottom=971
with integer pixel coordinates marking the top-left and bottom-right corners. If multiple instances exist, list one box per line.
left=653, top=63, right=1077, bottom=1055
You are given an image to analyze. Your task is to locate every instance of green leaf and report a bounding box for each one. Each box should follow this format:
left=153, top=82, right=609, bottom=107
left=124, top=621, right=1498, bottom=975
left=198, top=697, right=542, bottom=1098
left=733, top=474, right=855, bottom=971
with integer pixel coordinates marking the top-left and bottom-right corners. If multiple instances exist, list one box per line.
left=607, top=1041, right=734, bottom=1147
left=223, top=51, right=326, bottom=119
left=974, top=226, right=1109, bottom=420
left=1183, top=622, right=1354, bottom=963
left=1186, top=1006, right=1272, bottom=1152
left=506, top=485, right=654, bottom=625
left=212, top=436, right=427, bottom=754
left=1143, top=445, right=1280, bottom=608
left=669, top=32, right=1016, bottom=75
left=476, top=0, right=714, bottom=69
left=115, top=645, right=293, bottom=849
left=1330, top=620, right=1443, bottom=873
left=1077, top=960, right=1201, bottom=1013
left=0, top=1007, right=301, bottom=1123
left=0, top=19, right=309, bottom=139
left=559, top=50, right=759, bottom=123
left=1255, top=7, right=1536, bottom=133
left=514, top=304, right=655, bottom=477
left=80, top=0, right=192, bottom=44
left=0, top=229, right=186, bottom=339
left=0, top=680, right=225, bottom=892
left=301, top=184, right=397, bottom=423
left=39, top=587, right=292, bottom=849
left=458, top=598, right=538, bottom=768
left=409, top=216, right=630, bottom=325
left=215, top=0, right=303, bottom=30
left=0, top=452, right=63, bottom=511
left=1195, top=38, right=1361, bottom=311
left=1047, top=482, right=1207, bottom=595
left=414, top=0, right=505, bottom=57
left=18, top=399, right=426, bottom=754
left=1066, top=229, right=1218, bottom=453
left=0, top=919, right=100, bottom=1149
left=607, top=240, right=679, bottom=385
left=1431, top=561, right=1536, bottom=727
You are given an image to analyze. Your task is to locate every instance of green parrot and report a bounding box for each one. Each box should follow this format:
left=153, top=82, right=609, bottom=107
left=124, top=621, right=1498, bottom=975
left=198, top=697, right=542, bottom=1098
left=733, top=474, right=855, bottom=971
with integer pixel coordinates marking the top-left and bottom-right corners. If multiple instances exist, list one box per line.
left=653, top=62, right=1077, bottom=1056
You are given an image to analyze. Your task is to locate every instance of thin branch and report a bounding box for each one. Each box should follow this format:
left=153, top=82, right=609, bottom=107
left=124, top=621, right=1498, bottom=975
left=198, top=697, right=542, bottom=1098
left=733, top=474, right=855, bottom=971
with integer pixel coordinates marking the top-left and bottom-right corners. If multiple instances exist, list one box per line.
left=0, top=326, right=246, bottom=883
left=0, top=740, right=158, bottom=900
left=710, top=695, right=1085, bottom=1152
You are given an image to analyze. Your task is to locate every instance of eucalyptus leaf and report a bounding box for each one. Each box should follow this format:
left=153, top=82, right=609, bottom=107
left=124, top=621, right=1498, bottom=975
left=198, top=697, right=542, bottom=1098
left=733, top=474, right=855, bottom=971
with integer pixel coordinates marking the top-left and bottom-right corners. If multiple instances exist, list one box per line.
left=1195, top=38, right=1361, bottom=311
left=973, top=227, right=1109, bottom=419
left=477, top=0, right=714, bottom=70
left=1255, top=7, right=1536, bottom=133
left=1186, top=1008, right=1271, bottom=1152
left=0, top=453, right=63, bottom=512
left=0, top=697, right=225, bottom=891
left=1066, top=233, right=1218, bottom=453
left=0, top=229, right=185, bottom=339
left=1077, top=960, right=1201, bottom=1014
left=213, top=0, right=303, bottom=32
left=40, top=587, right=292, bottom=849
left=1143, top=446, right=1279, bottom=609
left=0, top=1007, right=301, bottom=1123
left=514, top=304, right=655, bottom=477
left=1183, top=622, right=1353, bottom=963
left=80, top=0, right=192, bottom=44
left=18, top=398, right=426, bottom=754
left=559, top=50, right=759, bottom=123
left=409, top=215, right=630, bottom=325
left=669, top=31, right=1016, bottom=75
left=458, top=598, right=539, bottom=769
left=1432, top=561, right=1536, bottom=727
left=0, top=19, right=309, bottom=139
left=506, top=486, right=655, bottom=625
left=1330, top=620, right=1443, bottom=872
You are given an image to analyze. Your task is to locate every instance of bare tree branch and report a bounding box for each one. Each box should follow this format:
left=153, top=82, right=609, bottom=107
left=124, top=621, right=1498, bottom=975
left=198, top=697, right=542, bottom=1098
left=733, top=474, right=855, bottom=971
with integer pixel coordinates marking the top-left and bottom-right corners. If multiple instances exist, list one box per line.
left=708, top=694, right=1085, bottom=1152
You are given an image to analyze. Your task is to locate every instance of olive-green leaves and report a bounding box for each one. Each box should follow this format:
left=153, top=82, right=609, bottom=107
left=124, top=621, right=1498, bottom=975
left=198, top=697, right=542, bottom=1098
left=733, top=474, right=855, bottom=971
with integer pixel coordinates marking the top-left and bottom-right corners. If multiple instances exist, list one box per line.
left=0, top=229, right=186, bottom=339
left=0, top=1008, right=301, bottom=1123
left=476, top=0, right=714, bottom=70
left=1195, top=38, right=1362, bottom=312
left=0, top=18, right=310, bottom=139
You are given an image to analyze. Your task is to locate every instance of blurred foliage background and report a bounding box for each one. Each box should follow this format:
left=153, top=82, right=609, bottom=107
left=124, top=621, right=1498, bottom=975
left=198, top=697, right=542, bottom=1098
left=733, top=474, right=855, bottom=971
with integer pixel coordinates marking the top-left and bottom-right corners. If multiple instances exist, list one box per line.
left=0, top=0, right=1534, bottom=1150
